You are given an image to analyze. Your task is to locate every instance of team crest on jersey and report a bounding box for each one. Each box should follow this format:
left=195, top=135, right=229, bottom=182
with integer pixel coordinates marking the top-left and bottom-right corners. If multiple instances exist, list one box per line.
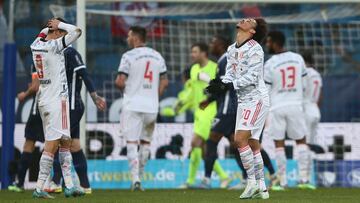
left=235, top=52, right=243, bottom=60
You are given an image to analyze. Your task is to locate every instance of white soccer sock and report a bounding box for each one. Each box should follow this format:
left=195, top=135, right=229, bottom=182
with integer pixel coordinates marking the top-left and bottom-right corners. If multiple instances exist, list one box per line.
left=253, top=150, right=267, bottom=191
left=275, top=147, right=287, bottom=187
left=59, top=148, right=74, bottom=189
left=295, top=144, right=311, bottom=184
left=127, top=143, right=140, bottom=183
left=238, top=145, right=256, bottom=181
left=139, top=144, right=151, bottom=179
left=36, top=151, right=54, bottom=191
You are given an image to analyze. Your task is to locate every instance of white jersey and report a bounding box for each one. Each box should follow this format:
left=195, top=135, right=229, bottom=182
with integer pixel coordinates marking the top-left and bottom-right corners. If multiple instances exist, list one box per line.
left=118, top=47, right=167, bottom=113
left=304, top=67, right=322, bottom=104
left=264, top=51, right=307, bottom=110
left=222, top=39, right=269, bottom=105
left=30, top=23, right=81, bottom=107
left=31, top=37, right=69, bottom=106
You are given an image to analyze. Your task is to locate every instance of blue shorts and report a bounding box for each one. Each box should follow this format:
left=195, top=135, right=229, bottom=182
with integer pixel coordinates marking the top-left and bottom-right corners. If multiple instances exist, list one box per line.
left=211, top=113, right=237, bottom=138
left=24, top=112, right=44, bottom=142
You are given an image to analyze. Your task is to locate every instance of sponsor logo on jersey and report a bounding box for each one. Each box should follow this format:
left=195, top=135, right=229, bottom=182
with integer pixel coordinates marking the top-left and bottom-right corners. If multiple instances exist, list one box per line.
left=39, top=79, right=51, bottom=84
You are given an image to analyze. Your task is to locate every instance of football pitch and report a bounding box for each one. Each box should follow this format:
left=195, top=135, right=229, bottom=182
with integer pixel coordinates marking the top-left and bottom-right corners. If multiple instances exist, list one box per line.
left=1, top=188, right=360, bottom=203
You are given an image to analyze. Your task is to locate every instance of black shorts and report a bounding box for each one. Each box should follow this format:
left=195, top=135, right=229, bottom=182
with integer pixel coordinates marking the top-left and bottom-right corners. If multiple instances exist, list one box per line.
left=24, top=113, right=44, bottom=142
left=70, top=108, right=84, bottom=139
left=211, top=113, right=237, bottom=139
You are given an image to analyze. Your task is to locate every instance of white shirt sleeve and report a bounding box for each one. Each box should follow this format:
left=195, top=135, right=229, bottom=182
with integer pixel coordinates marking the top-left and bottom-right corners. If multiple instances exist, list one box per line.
left=118, top=53, right=131, bottom=76
left=160, top=56, right=167, bottom=75
left=52, top=22, right=82, bottom=53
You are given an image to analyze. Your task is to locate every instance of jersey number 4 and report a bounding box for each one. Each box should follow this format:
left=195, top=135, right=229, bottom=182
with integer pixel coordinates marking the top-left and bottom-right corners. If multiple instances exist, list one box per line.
left=35, top=54, right=44, bottom=79
left=280, top=66, right=296, bottom=89
left=144, top=61, right=153, bottom=82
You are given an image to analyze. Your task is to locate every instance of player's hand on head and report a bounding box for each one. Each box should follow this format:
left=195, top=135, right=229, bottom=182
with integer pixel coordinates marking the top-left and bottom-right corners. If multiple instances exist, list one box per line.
left=47, top=18, right=60, bottom=31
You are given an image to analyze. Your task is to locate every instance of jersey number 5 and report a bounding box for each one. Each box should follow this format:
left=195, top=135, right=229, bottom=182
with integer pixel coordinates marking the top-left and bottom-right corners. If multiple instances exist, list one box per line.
left=280, top=66, right=296, bottom=89
left=144, top=61, right=153, bottom=82
left=35, top=54, right=44, bottom=79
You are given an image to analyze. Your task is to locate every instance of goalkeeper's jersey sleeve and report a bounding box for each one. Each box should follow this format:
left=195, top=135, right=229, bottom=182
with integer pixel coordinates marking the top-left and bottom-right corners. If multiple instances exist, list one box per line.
left=176, top=80, right=195, bottom=113
left=189, top=60, right=218, bottom=107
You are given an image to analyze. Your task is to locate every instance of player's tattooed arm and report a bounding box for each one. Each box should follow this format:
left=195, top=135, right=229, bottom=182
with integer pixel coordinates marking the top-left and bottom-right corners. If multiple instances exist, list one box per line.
left=159, top=73, right=169, bottom=96
left=90, top=92, right=106, bottom=111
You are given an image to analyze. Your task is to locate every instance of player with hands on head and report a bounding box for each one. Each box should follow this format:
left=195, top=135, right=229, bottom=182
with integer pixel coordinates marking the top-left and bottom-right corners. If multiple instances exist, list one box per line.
left=30, top=17, right=83, bottom=199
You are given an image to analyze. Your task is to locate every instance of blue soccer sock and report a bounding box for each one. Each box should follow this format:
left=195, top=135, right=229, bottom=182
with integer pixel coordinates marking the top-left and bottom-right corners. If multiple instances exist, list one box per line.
left=17, top=152, right=33, bottom=187
left=72, top=150, right=90, bottom=188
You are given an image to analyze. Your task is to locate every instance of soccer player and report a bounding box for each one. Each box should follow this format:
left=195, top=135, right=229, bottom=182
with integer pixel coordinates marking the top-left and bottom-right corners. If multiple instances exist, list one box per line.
left=182, top=42, right=229, bottom=188
left=206, top=18, right=270, bottom=199
left=47, top=45, right=106, bottom=194
left=30, top=18, right=83, bottom=198
left=199, top=35, right=239, bottom=188
left=8, top=64, right=43, bottom=192
left=264, top=31, right=314, bottom=190
left=115, top=26, right=169, bottom=191
left=302, top=50, right=322, bottom=145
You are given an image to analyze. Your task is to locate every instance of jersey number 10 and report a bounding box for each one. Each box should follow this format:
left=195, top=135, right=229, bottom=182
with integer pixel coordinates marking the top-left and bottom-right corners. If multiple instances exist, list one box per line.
left=144, top=61, right=153, bottom=82
left=35, top=54, right=44, bottom=79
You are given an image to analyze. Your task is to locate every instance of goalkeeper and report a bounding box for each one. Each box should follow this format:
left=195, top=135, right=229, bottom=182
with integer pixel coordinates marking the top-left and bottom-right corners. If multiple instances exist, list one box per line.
left=179, top=43, right=230, bottom=188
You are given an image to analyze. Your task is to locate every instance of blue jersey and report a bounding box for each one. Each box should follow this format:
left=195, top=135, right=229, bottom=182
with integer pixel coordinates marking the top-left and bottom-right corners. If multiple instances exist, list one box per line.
left=217, top=53, right=238, bottom=115
left=64, top=47, right=85, bottom=111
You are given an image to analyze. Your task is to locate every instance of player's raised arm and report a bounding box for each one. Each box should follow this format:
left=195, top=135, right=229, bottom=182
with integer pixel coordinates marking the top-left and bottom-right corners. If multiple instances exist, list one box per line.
left=48, top=18, right=82, bottom=51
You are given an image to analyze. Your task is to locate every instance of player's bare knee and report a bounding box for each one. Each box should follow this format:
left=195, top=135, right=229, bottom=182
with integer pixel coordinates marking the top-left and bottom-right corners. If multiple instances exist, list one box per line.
left=274, top=140, right=285, bottom=148
left=60, top=137, right=72, bottom=149
left=191, top=135, right=204, bottom=148
left=44, top=140, right=61, bottom=154
left=70, top=138, right=81, bottom=152
left=23, top=139, right=36, bottom=153
left=248, top=139, right=261, bottom=152
left=296, top=137, right=307, bottom=145
left=209, top=132, right=223, bottom=143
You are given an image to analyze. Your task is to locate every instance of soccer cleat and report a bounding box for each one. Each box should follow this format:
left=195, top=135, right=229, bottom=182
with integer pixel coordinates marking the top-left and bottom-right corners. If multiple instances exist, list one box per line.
left=83, top=187, right=92, bottom=194
left=270, top=185, right=285, bottom=191
left=220, top=177, right=233, bottom=189
left=32, top=190, right=55, bottom=199
left=44, top=181, right=62, bottom=193
left=179, top=183, right=197, bottom=189
left=252, top=190, right=270, bottom=199
left=298, top=183, right=316, bottom=190
left=229, top=179, right=247, bottom=190
left=131, top=181, right=144, bottom=191
left=64, top=187, right=85, bottom=198
left=239, top=180, right=259, bottom=199
left=8, top=184, right=24, bottom=193
left=197, top=178, right=211, bottom=189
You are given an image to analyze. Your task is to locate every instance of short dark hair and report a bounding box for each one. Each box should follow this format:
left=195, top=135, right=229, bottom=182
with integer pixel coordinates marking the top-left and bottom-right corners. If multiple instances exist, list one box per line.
left=301, top=49, right=314, bottom=66
left=253, top=18, right=268, bottom=44
left=191, top=42, right=209, bottom=56
left=268, top=30, right=286, bottom=48
left=129, top=26, right=147, bottom=42
left=214, top=35, right=231, bottom=50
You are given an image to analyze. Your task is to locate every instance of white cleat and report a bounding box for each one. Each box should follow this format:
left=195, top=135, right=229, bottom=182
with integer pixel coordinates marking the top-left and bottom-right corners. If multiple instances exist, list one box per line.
left=252, top=190, right=270, bottom=199
left=239, top=180, right=259, bottom=199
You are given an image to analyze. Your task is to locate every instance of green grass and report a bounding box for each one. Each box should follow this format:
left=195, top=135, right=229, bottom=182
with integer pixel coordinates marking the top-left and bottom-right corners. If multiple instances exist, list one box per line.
left=1, top=188, right=360, bottom=203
